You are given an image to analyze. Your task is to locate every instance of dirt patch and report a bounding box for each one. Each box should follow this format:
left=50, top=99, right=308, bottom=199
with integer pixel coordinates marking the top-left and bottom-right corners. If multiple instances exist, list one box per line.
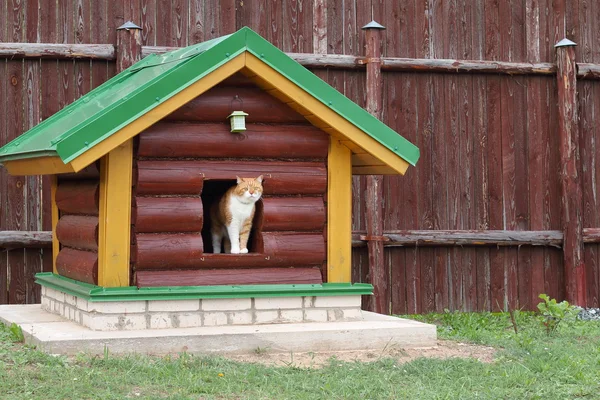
left=225, top=340, right=497, bottom=368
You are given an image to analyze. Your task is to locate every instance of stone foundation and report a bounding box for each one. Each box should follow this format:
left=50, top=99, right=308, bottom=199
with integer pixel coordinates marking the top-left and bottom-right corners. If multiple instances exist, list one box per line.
left=41, top=287, right=364, bottom=331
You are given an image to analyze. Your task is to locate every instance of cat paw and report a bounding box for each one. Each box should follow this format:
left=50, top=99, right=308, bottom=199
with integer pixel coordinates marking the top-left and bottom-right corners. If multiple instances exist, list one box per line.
left=231, top=249, right=241, bottom=254
left=240, top=248, right=249, bottom=254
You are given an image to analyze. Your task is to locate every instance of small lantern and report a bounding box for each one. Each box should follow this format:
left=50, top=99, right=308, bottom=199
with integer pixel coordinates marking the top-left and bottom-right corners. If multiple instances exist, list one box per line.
left=227, top=111, right=248, bottom=132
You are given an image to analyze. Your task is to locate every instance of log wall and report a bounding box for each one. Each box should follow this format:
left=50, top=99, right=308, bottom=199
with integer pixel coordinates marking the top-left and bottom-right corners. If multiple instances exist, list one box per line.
left=132, top=75, right=328, bottom=287
left=53, top=171, right=100, bottom=284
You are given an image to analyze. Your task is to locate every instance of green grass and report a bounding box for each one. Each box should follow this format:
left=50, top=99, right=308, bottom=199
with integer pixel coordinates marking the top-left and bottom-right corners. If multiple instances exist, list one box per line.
left=1, top=311, right=600, bottom=399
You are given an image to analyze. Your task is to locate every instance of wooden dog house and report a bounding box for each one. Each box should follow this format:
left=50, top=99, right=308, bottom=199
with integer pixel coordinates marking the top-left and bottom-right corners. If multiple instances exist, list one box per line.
left=0, top=28, right=418, bottom=306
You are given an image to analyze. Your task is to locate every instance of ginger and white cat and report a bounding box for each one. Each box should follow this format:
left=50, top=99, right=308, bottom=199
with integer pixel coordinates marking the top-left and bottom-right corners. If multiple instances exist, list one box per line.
left=210, top=176, right=263, bottom=254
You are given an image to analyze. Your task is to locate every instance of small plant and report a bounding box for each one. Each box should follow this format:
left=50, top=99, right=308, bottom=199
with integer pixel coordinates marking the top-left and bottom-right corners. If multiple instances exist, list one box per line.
left=537, top=294, right=578, bottom=334
left=253, top=346, right=269, bottom=355
left=9, top=323, right=24, bottom=343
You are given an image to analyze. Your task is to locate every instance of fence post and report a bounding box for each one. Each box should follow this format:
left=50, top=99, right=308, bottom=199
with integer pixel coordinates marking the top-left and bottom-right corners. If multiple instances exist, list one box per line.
left=362, top=21, right=388, bottom=314
left=116, top=22, right=143, bottom=72
left=555, top=38, right=586, bottom=306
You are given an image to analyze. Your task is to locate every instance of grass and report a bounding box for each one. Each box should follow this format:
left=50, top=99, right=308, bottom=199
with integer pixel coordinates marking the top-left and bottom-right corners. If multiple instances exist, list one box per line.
left=1, top=311, right=599, bottom=399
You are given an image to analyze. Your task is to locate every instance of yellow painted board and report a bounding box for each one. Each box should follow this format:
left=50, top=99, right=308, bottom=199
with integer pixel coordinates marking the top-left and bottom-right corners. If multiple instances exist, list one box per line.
left=352, top=153, right=387, bottom=166
left=245, top=55, right=410, bottom=175
left=3, top=156, right=75, bottom=176
left=352, top=165, right=398, bottom=175
left=50, top=176, right=59, bottom=274
left=327, top=138, right=352, bottom=283
left=97, top=140, right=133, bottom=287
left=69, top=53, right=246, bottom=172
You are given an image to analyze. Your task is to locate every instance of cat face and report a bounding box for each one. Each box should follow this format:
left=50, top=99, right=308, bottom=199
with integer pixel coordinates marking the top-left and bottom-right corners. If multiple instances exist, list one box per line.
left=234, top=175, right=263, bottom=202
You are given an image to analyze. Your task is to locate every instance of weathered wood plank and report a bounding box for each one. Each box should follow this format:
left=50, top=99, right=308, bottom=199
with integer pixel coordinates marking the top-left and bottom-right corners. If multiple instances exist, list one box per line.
left=352, top=230, right=564, bottom=247
left=0, top=231, right=52, bottom=249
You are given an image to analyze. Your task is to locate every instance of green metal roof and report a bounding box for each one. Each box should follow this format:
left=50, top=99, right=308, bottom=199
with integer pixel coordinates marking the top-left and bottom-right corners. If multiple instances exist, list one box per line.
left=0, top=27, right=419, bottom=167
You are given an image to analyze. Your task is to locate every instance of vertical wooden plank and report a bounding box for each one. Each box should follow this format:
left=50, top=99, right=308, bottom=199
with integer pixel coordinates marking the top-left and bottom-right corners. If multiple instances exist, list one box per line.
left=472, top=0, right=491, bottom=310
left=6, top=0, right=26, bottom=304
left=484, top=0, right=505, bottom=311
left=442, top=0, right=461, bottom=310
left=269, top=0, right=283, bottom=48
left=556, top=40, right=586, bottom=306
left=510, top=2, right=532, bottom=311
left=22, top=0, right=43, bottom=303
left=430, top=0, right=449, bottom=312
left=283, top=0, right=299, bottom=52
left=90, top=0, right=109, bottom=90
left=39, top=1, right=58, bottom=276
left=313, top=0, right=327, bottom=55
left=526, top=0, right=546, bottom=308
left=219, top=0, right=235, bottom=35
left=544, top=76, right=563, bottom=300
left=173, top=0, right=189, bottom=46
left=23, top=60, right=42, bottom=303
left=0, top=58, right=7, bottom=304
left=413, top=0, right=435, bottom=313
left=188, top=0, right=204, bottom=44
left=156, top=0, right=173, bottom=45
left=579, top=0, right=598, bottom=307
left=327, top=139, right=352, bottom=283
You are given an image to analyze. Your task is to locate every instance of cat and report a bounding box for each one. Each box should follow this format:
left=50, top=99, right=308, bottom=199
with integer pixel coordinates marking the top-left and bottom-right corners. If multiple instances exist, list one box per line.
left=210, top=175, right=263, bottom=254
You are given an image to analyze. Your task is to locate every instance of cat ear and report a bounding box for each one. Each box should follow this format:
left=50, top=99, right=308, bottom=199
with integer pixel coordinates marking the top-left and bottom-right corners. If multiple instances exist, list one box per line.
left=256, top=175, right=263, bottom=183
left=236, top=176, right=242, bottom=184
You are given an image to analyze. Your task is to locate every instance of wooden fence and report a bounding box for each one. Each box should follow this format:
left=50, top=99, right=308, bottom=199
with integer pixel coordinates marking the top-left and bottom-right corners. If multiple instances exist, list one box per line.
left=2, top=0, right=600, bottom=314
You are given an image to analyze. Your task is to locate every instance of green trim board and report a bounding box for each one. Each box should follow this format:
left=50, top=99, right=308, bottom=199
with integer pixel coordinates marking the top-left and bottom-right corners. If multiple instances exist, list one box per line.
left=35, top=273, right=374, bottom=302
left=0, top=27, right=418, bottom=169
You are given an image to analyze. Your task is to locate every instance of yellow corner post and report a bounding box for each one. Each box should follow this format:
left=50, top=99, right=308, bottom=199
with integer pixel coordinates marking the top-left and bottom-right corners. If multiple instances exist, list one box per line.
left=327, top=138, right=352, bottom=283
left=98, top=140, right=133, bottom=287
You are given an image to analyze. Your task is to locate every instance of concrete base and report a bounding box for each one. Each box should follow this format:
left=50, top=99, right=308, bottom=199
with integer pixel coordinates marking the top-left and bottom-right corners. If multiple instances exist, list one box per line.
left=0, top=304, right=436, bottom=355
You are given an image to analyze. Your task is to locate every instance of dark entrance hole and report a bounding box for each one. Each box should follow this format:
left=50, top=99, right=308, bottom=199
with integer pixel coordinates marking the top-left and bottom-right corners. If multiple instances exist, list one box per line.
left=201, top=180, right=263, bottom=254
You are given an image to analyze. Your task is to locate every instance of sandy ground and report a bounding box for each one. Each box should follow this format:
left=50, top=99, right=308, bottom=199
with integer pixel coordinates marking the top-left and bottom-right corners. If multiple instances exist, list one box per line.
left=225, top=340, right=497, bottom=368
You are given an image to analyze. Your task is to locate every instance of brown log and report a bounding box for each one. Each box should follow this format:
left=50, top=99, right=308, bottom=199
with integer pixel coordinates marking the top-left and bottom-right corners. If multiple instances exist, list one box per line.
left=56, top=215, right=99, bottom=250
left=556, top=41, right=586, bottom=306
left=135, top=267, right=323, bottom=287
left=138, top=122, right=329, bottom=159
left=133, top=197, right=203, bottom=233
left=55, top=181, right=100, bottom=215
left=57, top=162, right=100, bottom=181
left=0, top=43, right=115, bottom=60
left=262, top=232, right=326, bottom=266
left=166, top=86, right=306, bottom=123
left=133, top=233, right=204, bottom=269
left=0, top=231, right=52, bottom=249
left=134, top=232, right=324, bottom=270
left=136, top=160, right=327, bottom=196
left=351, top=230, right=565, bottom=247
left=136, top=166, right=204, bottom=195
left=261, top=197, right=326, bottom=231
left=56, top=247, right=98, bottom=285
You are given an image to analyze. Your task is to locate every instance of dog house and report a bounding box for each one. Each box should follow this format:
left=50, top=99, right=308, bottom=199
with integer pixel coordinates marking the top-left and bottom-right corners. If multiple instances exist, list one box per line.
left=0, top=27, right=419, bottom=331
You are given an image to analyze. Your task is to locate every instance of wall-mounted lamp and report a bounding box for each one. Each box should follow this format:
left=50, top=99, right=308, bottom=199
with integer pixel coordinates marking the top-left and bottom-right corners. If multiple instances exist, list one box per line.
left=227, top=111, right=249, bottom=132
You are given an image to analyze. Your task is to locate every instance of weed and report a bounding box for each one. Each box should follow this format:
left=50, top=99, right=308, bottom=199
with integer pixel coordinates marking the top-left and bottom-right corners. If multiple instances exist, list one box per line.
left=8, top=323, right=24, bottom=343
left=253, top=346, right=269, bottom=355
left=537, top=293, right=578, bottom=334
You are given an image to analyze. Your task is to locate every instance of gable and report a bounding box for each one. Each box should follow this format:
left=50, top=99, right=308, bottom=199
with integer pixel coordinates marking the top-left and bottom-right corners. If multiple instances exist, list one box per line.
left=0, top=27, right=419, bottom=176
